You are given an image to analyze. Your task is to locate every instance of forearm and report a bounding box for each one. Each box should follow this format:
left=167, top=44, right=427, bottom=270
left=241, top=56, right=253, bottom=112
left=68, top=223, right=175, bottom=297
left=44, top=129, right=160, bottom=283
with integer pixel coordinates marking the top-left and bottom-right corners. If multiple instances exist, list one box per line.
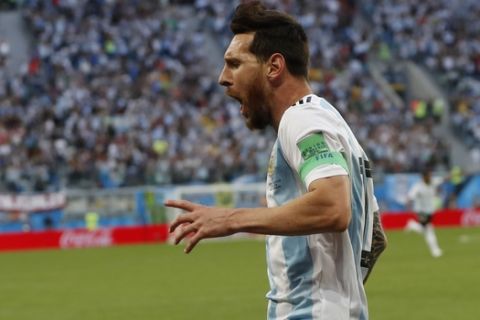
left=166, top=176, right=351, bottom=253
left=229, top=179, right=351, bottom=235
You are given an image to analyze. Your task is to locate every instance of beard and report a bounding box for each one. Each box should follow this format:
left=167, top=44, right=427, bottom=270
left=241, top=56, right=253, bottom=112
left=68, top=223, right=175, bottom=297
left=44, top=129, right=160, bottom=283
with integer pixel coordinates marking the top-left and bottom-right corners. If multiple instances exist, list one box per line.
left=242, top=76, right=272, bottom=130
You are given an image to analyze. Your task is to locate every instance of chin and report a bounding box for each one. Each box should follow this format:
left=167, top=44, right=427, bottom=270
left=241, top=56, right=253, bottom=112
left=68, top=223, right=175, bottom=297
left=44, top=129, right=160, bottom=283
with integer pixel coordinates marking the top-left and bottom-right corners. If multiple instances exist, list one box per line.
left=244, top=118, right=256, bottom=130
left=247, top=119, right=268, bottom=131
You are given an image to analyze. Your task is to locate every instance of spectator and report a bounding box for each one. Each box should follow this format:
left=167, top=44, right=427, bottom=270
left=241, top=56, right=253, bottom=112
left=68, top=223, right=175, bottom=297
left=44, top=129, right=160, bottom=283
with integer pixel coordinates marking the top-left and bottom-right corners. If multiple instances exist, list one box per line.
left=0, top=0, right=452, bottom=191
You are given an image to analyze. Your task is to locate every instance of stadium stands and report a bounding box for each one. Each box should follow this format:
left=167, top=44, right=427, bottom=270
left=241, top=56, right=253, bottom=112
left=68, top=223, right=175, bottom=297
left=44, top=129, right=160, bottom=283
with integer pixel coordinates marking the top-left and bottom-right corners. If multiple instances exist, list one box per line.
left=363, top=0, right=480, bottom=162
left=0, top=0, right=273, bottom=191
left=1, top=0, right=478, bottom=193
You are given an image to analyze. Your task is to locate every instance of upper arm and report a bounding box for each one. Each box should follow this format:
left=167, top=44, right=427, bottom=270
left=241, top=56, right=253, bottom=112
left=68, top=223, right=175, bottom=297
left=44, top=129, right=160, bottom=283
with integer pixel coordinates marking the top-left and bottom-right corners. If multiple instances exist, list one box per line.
left=277, top=106, right=352, bottom=231
left=308, top=176, right=352, bottom=228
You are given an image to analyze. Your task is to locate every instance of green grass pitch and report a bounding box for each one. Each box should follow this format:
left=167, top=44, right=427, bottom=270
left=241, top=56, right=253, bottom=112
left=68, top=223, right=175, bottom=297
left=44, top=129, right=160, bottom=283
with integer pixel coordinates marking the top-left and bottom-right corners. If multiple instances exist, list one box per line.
left=0, top=227, right=478, bottom=319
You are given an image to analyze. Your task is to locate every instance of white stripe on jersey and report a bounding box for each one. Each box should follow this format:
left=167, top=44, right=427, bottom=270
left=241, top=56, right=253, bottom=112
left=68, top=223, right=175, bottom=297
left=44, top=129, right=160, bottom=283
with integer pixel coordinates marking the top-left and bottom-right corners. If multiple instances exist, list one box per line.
left=265, top=94, right=376, bottom=319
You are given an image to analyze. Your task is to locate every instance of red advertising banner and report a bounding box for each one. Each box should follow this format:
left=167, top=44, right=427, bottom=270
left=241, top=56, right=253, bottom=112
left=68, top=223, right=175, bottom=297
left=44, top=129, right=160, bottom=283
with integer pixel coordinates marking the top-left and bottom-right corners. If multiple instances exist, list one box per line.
left=0, top=208, right=479, bottom=252
left=0, top=224, right=169, bottom=252
left=380, top=208, right=477, bottom=229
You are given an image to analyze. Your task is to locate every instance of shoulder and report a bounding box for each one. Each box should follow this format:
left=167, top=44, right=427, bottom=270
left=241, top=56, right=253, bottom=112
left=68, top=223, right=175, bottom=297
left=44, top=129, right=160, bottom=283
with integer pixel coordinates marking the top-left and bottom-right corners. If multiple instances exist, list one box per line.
left=278, top=96, right=342, bottom=143
left=281, top=96, right=340, bottom=123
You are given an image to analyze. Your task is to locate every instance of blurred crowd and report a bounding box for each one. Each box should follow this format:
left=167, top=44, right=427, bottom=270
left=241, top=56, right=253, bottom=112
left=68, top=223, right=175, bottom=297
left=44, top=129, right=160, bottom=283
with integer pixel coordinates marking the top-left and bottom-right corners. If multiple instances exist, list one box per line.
left=364, top=0, right=480, bottom=87
left=362, top=0, right=480, bottom=169
left=0, top=0, right=463, bottom=192
left=0, top=0, right=272, bottom=192
left=450, top=79, right=480, bottom=163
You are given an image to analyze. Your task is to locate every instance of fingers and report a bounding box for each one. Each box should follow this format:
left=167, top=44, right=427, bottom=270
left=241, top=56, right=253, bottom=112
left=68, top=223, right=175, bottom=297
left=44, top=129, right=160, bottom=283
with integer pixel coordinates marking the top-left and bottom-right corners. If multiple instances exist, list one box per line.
left=185, top=233, right=203, bottom=254
left=169, top=213, right=194, bottom=232
left=166, top=200, right=201, bottom=232
left=173, top=223, right=196, bottom=245
left=172, top=224, right=203, bottom=254
left=164, top=199, right=207, bottom=254
left=164, top=199, right=199, bottom=211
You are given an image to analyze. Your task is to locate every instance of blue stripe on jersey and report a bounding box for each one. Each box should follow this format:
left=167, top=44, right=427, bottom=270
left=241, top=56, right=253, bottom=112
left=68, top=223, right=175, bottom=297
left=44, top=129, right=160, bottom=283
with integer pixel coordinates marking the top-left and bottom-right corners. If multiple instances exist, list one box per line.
left=282, top=236, right=314, bottom=319
left=348, top=154, right=364, bottom=266
left=267, top=145, right=303, bottom=320
left=272, top=145, right=300, bottom=204
left=360, top=309, right=368, bottom=320
left=266, top=239, right=278, bottom=319
left=268, top=300, right=278, bottom=320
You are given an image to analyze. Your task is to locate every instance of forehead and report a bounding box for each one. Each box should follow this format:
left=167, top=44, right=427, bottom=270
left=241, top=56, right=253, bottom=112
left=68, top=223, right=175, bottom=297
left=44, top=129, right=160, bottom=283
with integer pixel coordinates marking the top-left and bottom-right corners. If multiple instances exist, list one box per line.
left=224, top=33, right=255, bottom=59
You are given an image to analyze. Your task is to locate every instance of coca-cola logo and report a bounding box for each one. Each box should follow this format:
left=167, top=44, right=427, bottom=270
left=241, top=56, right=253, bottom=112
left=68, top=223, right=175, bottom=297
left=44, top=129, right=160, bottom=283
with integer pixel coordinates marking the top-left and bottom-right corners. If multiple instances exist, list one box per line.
left=461, top=209, right=480, bottom=227
left=60, top=229, right=113, bottom=248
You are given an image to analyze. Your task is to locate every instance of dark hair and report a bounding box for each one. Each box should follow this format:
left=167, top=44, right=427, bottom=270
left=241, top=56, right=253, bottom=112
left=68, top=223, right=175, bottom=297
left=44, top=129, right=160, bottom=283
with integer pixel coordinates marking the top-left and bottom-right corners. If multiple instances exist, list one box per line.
left=230, top=1, right=310, bottom=79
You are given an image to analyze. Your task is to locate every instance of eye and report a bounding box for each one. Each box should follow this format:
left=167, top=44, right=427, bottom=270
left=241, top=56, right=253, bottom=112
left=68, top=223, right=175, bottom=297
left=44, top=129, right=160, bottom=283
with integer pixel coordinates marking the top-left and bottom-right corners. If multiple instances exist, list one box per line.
left=226, top=59, right=240, bottom=69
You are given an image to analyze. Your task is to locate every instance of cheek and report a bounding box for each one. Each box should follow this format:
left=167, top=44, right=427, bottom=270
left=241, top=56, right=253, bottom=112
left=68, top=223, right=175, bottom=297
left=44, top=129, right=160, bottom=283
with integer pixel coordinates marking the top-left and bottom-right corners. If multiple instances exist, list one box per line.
left=238, top=70, right=252, bottom=87
left=241, top=67, right=262, bottom=87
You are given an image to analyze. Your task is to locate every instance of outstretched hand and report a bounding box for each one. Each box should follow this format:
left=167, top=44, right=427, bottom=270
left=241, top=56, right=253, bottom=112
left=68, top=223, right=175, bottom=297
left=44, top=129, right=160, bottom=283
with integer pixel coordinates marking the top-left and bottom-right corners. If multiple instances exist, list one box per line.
left=165, top=199, right=235, bottom=253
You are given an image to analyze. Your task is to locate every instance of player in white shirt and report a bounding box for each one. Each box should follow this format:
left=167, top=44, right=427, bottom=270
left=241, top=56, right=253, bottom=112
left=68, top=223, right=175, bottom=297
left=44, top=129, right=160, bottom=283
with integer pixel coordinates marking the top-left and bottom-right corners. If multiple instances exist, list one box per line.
left=166, top=2, right=387, bottom=319
left=405, top=169, right=443, bottom=257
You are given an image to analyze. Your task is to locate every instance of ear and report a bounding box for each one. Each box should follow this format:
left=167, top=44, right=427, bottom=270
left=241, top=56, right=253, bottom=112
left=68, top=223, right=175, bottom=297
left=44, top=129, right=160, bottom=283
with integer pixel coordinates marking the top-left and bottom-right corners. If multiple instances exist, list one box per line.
left=266, top=53, right=286, bottom=81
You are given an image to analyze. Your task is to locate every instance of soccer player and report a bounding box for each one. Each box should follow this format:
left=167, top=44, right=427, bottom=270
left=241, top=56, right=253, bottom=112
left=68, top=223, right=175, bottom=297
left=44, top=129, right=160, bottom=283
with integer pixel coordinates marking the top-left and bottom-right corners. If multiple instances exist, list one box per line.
left=405, top=168, right=443, bottom=257
left=166, top=2, right=387, bottom=319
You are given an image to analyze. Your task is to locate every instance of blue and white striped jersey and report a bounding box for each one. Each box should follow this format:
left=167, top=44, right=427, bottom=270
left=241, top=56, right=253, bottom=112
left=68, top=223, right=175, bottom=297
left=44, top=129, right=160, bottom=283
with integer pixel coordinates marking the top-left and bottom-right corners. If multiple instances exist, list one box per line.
left=265, top=94, right=378, bottom=320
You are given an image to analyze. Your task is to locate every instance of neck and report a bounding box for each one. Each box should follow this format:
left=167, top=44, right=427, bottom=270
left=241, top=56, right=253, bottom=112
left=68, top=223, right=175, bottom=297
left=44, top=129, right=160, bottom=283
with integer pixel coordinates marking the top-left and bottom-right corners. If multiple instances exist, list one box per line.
left=270, top=77, right=312, bottom=132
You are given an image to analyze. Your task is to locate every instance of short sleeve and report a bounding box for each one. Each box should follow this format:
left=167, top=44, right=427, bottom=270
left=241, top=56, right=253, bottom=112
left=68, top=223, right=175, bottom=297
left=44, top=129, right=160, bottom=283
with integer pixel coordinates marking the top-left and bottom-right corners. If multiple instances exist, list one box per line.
left=278, top=105, right=349, bottom=189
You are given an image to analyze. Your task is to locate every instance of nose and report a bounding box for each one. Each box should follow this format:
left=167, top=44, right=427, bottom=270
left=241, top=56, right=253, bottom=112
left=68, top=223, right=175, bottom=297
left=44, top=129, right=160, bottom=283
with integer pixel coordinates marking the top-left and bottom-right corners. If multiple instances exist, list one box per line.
left=218, top=65, right=232, bottom=87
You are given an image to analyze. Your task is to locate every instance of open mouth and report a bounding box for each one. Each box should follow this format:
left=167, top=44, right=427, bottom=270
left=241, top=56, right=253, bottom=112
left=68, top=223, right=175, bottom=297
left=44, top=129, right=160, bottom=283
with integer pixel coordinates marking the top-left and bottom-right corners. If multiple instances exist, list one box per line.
left=240, top=104, right=246, bottom=116
left=230, top=96, right=247, bottom=116
left=226, top=92, right=248, bottom=118
left=232, top=96, right=242, bottom=105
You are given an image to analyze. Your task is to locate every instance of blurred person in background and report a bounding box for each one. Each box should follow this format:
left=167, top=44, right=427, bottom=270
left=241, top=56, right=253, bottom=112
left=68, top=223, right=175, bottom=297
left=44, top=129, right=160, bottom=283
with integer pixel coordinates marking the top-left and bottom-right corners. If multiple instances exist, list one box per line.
left=166, top=2, right=386, bottom=319
left=405, top=168, right=443, bottom=257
